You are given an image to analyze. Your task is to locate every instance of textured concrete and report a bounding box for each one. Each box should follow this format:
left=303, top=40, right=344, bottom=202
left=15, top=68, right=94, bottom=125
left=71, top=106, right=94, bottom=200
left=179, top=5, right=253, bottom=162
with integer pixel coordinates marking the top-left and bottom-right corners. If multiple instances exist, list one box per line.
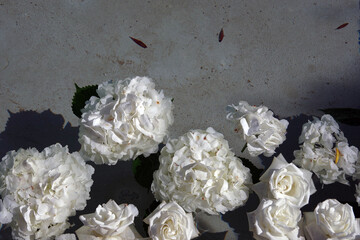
left=0, top=1, right=359, bottom=239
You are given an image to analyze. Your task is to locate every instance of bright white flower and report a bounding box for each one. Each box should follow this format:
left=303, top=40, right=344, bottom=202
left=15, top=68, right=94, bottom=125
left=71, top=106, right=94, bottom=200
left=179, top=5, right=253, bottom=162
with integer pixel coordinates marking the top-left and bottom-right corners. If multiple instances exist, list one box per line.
left=298, top=114, right=346, bottom=148
left=55, top=234, right=77, bottom=240
left=252, top=154, right=316, bottom=208
left=303, top=199, right=360, bottom=240
left=144, top=201, right=199, bottom=240
left=0, top=144, right=94, bottom=239
left=76, top=199, right=141, bottom=240
left=247, top=198, right=304, bottom=240
left=293, top=115, right=359, bottom=185
left=355, top=184, right=360, bottom=210
left=151, top=127, right=252, bottom=215
left=226, top=101, right=288, bottom=157
left=79, top=76, right=174, bottom=165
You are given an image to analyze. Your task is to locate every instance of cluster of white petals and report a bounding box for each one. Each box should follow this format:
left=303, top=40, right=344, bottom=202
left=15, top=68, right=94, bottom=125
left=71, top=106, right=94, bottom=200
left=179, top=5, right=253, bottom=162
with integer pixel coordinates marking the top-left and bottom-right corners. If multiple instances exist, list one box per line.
left=151, top=127, right=252, bottom=215
left=356, top=183, right=360, bottom=207
left=226, top=101, right=289, bottom=157
left=303, top=199, right=360, bottom=240
left=293, top=115, right=360, bottom=185
left=247, top=198, right=304, bottom=240
left=0, top=143, right=94, bottom=240
left=79, top=76, right=174, bottom=165
left=144, top=201, right=199, bottom=240
left=76, top=199, right=141, bottom=240
left=252, top=154, right=316, bottom=208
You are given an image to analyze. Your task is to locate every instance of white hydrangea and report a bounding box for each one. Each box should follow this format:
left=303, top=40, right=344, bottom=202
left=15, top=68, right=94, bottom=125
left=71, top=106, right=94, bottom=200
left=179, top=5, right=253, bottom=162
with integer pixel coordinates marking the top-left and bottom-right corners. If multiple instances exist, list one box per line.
left=0, top=143, right=94, bottom=239
left=76, top=199, right=141, bottom=240
left=356, top=183, right=360, bottom=207
left=293, top=115, right=359, bottom=185
left=79, top=76, right=174, bottom=165
left=151, top=127, right=252, bottom=215
left=226, top=101, right=289, bottom=157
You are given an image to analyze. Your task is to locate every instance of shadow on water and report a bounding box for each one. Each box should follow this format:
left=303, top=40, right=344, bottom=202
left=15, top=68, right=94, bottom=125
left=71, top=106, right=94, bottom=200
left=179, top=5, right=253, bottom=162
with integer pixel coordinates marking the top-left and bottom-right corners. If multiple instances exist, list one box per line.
left=0, top=110, right=80, bottom=158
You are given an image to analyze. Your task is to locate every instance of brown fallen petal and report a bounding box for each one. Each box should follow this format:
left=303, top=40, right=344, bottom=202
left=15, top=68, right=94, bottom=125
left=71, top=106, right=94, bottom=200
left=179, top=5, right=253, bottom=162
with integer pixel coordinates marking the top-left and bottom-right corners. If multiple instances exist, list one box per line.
left=336, top=23, right=349, bottom=30
left=218, top=28, right=224, bottom=42
left=129, top=36, right=147, bottom=48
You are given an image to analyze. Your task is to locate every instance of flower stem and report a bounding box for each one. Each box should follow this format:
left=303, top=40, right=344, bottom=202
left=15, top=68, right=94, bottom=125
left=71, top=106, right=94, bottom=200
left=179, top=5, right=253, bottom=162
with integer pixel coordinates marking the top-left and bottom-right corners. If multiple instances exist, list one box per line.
left=241, top=143, right=247, bottom=153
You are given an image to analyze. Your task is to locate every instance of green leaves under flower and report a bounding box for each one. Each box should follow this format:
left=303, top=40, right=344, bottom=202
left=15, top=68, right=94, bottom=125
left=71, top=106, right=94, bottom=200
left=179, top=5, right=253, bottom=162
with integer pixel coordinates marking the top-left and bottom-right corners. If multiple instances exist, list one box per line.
left=132, top=151, right=161, bottom=190
left=239, top=157, right=262, bottom=184
left=321, top=108, right=360, bottom=126
left=71, top=84, right=99, bottom=118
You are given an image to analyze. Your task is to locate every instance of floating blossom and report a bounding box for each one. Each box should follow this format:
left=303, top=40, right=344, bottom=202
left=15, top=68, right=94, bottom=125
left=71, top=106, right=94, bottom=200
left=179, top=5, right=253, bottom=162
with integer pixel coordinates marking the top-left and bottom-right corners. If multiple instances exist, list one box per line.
left=79, top=76, right=174, bottom=165
left=226, top=101, right=288, bottom=157
left=55, top=234, right=77, bottom=240
left=144, top=201, right=199, bottom=240
left=151, top=127, right=252, bottom=215
left=356, top=183, right=360, bottom=207
left=247, top=198, right=304, bottom=240
left=76, top=199, right=141, bottom=240
left=293, top=115, right=359, bottom=185
left=0, top=144, right=94, bottom=239
left=252, top=154, right=316, bottom=208
left=303, top=199, right=360, bottom=240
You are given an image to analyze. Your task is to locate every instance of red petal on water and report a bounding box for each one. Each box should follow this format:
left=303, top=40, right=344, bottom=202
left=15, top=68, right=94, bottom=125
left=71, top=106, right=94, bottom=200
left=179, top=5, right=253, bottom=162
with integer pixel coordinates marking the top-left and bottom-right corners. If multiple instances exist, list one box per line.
left=336, top=23, right=349, bottom=30
left=218, top=28, right=224, bottom=42
left=129, top=36, right=147, bottom=48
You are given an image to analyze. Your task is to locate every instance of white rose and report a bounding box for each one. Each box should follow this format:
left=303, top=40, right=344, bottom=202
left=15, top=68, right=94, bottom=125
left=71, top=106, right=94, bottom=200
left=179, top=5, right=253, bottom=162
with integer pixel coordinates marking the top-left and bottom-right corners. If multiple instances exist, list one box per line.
left=76, top=199, right=141, bottom=240
left=226, top=101, right=288, bottom=157
left=293, top=115, right=359, bottom=185
left=303, top=199, right=360, bottom=240
left=144, top=201, right=199, bottom=240
left=247, top=198, right=304, bottom=240
left=0, top=143, right=94, bottom=239
left=79, top=76, right=174, bottom=165
left=252, top=154, right=316, bottom=208
left=151, top=127, right=252, bottom=215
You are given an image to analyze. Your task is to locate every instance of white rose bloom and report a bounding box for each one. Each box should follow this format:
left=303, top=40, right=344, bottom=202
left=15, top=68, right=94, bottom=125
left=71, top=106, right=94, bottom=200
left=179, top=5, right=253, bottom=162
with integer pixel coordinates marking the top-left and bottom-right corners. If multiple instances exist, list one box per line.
left=151, top=127, right=252, bottom=215
left=0, top=143, right=94, bottom=239
left=303, top=199, right=360, bottom=240
left=247, top=198, right=304, bottom=240
left=79, top=76, right=174, bottom=165
left=144, top=201, right=199, bottom=240
left=226, top=101, right=289, bottom=157
left=252, top=154, right=316, bottom=208
left=293, top=115, right=359, bottom=185
left=76, top=199, right=141, bottom=240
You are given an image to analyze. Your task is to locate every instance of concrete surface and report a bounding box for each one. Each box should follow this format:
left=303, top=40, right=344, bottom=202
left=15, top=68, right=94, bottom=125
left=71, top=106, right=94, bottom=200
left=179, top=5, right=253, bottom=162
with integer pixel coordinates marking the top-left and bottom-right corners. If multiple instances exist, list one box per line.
left=0, top=1, right=360, bottom=239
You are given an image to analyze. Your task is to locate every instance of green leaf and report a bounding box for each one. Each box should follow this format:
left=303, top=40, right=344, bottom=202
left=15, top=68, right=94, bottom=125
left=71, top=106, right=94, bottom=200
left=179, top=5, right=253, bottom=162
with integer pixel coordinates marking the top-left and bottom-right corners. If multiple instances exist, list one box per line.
left=71, top=84, right=99, bottom=118
left=320, top=108, right=360, bottom=126
left=239, top=157, right=263, bottom=184
left=132, top=151, right=161, bottom=189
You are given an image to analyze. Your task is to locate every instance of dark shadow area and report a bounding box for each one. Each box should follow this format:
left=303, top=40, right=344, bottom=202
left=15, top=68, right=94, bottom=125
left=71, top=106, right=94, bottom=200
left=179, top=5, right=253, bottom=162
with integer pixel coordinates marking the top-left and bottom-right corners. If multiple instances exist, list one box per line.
left=0, top=110, right=80, bottom=158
